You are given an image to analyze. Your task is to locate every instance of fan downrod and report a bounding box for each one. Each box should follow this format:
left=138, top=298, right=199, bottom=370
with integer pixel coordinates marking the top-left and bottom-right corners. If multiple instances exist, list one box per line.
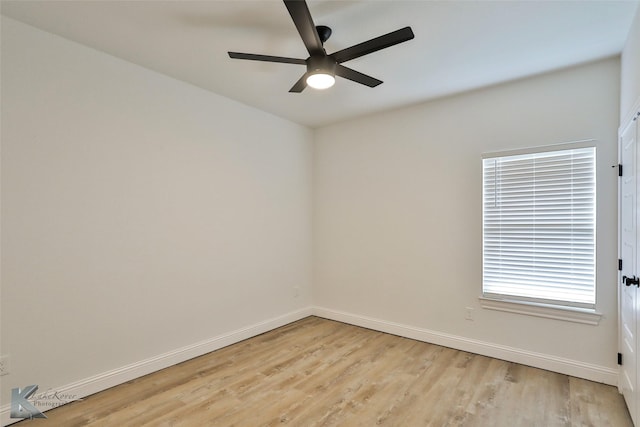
left=316, top=25, right=332, bottom=44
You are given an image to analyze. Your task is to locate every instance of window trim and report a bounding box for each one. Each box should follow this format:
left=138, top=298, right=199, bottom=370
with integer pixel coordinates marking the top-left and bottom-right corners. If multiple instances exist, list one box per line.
left=481, top=140, right=598, bottom=319
left=482, top=139, right=596, bottom=159
left=479, top=296, right=602, bottom=325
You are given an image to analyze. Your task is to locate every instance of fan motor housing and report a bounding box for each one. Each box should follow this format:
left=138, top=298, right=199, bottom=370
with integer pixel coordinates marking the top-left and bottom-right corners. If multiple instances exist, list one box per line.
left=306, top=55, right=336, bottom=75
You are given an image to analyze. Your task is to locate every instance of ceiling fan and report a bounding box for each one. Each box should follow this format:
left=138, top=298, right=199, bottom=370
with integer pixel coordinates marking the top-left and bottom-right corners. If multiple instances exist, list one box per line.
left=228, top=0, right=415, bottom=92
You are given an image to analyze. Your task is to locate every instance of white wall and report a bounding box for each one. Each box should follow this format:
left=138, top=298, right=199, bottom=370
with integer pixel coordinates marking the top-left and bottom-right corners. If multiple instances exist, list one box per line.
left=314, top=58, right=620, bottom=375
left=0, top=17, right=312, bottom=407
left=621, top=3, right=640, bottom=121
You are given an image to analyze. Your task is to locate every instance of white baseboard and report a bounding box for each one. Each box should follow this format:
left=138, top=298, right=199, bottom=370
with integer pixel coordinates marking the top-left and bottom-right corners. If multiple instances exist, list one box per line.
left=312, top=306, right=618, bottom=386
left=1, top=307, right=313, bottom=426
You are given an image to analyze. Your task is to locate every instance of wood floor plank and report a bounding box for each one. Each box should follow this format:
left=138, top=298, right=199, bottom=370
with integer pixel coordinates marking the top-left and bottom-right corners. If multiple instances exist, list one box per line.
left=13, top=317, right=632, bottom=426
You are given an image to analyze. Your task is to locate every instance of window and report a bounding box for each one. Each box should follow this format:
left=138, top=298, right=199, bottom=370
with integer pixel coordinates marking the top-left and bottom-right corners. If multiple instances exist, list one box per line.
left=482, top=144, right=596, bottom=311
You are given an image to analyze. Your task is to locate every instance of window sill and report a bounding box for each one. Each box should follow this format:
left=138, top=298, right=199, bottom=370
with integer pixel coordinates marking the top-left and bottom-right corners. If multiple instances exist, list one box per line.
left=478, top=297, right=602, bottom=325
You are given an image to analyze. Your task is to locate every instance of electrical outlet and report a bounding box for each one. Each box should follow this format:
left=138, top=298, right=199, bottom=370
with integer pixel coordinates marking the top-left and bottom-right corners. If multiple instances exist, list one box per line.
left=0, top=355, right=9, bottom=376
left=294, top=287, right=300, bottom=298
left=465, top=307, right=474, bottom=321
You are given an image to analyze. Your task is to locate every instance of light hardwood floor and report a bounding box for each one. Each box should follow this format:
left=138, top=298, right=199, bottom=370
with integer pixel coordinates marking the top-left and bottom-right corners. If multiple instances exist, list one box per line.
left=15, top=316, right=632, bottom=426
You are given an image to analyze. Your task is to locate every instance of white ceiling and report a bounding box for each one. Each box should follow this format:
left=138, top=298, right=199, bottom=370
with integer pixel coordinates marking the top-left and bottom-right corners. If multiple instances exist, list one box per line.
left=1, top=0, right=638, bottom=128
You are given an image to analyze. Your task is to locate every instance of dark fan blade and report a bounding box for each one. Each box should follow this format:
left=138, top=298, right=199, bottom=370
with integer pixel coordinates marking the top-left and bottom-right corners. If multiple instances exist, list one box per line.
left=228, top=52, right=306, bottom=65
left=331, top=26, right=414, bottom=64
left=284, top=0, right=325, bottom=56
left=289, top=74, right=308, bottom=93
left=335, top=65, right=382, bottom=87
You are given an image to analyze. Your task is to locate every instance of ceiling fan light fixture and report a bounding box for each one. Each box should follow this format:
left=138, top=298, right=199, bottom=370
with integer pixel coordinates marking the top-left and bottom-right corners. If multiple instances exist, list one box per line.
left=306, top=71, right=335, bottom=90
left=305, top=55, right=337, bottom=90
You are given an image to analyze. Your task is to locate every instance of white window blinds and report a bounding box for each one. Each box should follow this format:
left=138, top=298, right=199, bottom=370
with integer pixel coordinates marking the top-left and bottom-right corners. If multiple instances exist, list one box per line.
left=482, top=146, right=596, bottom=308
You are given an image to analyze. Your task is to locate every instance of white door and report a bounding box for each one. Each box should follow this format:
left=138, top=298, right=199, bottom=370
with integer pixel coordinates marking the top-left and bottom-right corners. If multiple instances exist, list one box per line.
left=620, top=116, right=639, bottom=425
